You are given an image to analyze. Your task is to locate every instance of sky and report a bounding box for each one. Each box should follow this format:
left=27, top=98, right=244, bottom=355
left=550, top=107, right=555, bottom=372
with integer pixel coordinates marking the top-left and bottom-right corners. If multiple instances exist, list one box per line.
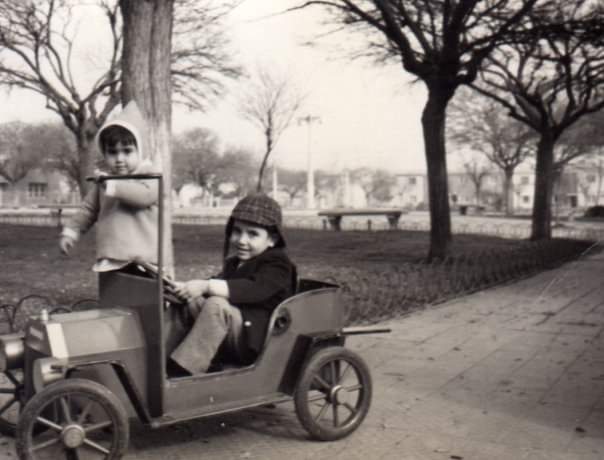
left=0, top=1, right=433, bottom=174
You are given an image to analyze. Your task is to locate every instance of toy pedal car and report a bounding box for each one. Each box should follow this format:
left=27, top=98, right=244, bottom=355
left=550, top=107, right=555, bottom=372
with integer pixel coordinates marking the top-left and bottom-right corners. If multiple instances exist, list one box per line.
left=0, top=175, right=389, bottom=460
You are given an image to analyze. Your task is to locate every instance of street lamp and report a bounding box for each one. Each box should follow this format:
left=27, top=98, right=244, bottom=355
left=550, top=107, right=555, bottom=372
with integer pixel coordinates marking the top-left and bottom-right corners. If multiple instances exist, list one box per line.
left=298, top=114, right=321, bottom=209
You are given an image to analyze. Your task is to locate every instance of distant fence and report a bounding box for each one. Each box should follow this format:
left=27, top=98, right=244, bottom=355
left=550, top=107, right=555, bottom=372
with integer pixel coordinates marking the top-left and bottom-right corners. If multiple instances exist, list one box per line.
left=1, top=207, right=604, bottom=241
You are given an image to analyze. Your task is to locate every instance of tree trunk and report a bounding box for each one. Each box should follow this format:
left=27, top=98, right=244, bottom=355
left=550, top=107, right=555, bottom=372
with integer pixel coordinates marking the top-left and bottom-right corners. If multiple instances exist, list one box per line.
left=75, top=132, right=97, bottom=197
left=120, top=0, right=174, bottom=273
left=257, top=132, right=273, bottom=192
left=503, top=167, right=514, bottom=217
left=530, top=133, right=556, bottom=240
left=422, top=86, right=453, bottom=260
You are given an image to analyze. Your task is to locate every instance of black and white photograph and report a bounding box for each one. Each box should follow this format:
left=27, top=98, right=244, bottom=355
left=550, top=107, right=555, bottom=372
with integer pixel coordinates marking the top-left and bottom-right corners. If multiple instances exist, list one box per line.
left=0, top=1, right=603, bottom=459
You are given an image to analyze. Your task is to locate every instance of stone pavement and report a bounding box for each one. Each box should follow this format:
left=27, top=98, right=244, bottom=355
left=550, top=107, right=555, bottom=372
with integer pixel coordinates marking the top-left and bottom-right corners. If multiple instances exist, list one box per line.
left=3, top=245, right=604, bottom=459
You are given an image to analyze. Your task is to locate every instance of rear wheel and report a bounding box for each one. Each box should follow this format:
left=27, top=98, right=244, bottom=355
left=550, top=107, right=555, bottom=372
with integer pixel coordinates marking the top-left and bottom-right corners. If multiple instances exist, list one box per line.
left=294, top=346, right=372, bottom=441
left=16, top=378, right=129, bottom=460
left=0, top=368, right=24, bottom=436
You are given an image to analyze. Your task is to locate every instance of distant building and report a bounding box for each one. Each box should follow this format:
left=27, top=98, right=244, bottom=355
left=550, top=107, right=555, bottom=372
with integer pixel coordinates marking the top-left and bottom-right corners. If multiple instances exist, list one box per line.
left=393, top=173, right=428, bottom=209
left=0, top=168, right=77, bottom=207
left=4, top=161, right=603, bottom=214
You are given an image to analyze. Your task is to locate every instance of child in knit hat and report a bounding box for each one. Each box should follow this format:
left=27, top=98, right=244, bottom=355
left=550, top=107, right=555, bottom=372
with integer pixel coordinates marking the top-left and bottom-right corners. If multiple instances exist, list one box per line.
left=169, top=193, right=297, bottom=375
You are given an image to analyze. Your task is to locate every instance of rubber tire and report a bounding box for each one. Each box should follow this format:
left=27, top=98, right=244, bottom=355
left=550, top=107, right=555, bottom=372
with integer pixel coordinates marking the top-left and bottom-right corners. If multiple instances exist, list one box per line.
left=294, top=346, right=372, bottom=441
left=16, top=378, right=129, bottom=460
left=0, top=369, right=24, bottom=436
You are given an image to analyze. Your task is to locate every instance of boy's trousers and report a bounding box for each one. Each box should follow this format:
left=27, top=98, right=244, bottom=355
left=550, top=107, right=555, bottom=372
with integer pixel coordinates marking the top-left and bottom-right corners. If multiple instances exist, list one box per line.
left=170, top=296, right=245, bottom=374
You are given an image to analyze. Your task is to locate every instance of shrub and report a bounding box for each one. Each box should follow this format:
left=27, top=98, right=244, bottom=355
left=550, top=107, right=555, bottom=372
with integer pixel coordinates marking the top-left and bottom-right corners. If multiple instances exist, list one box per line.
left=584, top=205, right=604, bottom=218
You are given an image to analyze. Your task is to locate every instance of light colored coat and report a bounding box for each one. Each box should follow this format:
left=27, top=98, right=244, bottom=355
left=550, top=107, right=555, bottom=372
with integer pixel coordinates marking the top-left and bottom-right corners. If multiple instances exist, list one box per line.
left=63, top=102, right=160, bottom=265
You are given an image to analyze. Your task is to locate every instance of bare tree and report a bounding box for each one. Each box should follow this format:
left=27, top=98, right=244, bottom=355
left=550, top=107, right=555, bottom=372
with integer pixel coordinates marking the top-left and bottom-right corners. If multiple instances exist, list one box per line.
left=0, top=0, right=240, bottom=196
left=291, top=0, right=539, bottom=259
left=575, top=153, right=604, bottom=206
left=239, top=67, right=303, bottom=192
left=172, top=127, right=221, bottom=193
left=172, top=0, right=242, bottom=111
left=0, top=122, right=45, bottom=185
left=470, top=0, right=604, bottom=239
left=462, top=159, right=491, bottom=206
left=0, top=1, right=121, bottom=195
left=216, top=146, right=258, bottom=197
left=448, top=89, right=535, bottom=215
left=315, top=169, right=339, bottom=207
left=353, top=167, right=395, bottom=205
left=278, top=168, right=307, bottom=205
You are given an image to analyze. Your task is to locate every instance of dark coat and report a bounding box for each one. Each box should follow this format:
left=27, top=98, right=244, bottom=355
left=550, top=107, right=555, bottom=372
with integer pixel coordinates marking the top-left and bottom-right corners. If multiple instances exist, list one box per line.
left=220, top=247, right=297, bottom=354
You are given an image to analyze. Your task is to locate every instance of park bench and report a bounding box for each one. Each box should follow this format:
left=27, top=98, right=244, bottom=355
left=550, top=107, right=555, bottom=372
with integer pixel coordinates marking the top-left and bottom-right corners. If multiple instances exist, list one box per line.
left=318, top=208, right=406, bottom=231
left=458, top=204, right=486, bottom=215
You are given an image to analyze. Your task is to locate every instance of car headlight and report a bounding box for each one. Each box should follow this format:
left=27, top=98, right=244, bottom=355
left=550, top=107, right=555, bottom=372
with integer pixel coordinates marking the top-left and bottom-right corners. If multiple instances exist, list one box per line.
left=32, top=357, right=67, bottom=391
left=0, top=333, right=25, bottom=371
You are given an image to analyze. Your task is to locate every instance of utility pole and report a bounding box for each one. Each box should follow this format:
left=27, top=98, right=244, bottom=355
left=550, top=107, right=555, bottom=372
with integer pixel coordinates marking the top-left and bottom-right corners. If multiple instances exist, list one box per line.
left=298, top=114, right=321, bottom=209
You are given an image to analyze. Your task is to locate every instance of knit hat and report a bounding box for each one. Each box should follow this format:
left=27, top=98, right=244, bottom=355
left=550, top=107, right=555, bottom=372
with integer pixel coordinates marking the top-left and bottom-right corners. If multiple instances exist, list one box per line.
left=223, top=193, right=286, bottom=259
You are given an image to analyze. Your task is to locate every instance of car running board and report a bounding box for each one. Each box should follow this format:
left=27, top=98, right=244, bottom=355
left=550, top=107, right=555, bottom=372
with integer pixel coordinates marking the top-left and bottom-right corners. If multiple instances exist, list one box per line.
left=341, top=326, right=391, bottom=335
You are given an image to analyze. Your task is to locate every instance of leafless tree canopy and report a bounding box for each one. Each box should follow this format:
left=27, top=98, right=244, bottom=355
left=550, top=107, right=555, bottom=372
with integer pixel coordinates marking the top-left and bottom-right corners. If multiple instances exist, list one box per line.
left=291, top=0, right=538, bottom=86
left=473, top=1, right=604, bottom=134
left=0, top=0, right=121, bottom=135
left=239, top=67, right=303, bottom=191
left=449, top=88, right=535, bottom=171
left=468, top=0, right=604, bottom=238
left=172, top=0, right=242, bottom=111
left=291, top=0, right=539, bottom=259
left=0, top=0, right=241, bottom=194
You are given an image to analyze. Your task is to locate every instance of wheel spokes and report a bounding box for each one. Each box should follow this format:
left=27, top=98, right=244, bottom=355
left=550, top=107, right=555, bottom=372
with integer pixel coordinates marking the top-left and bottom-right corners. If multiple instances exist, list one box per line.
left=77, top=401, right=94, bottom=425
left=84, top=420, right=112, bottom=434
left=312, top=374, right=331, bottom=391
left=65, top=447, right=81, bottom=460
left=318, top=359, right=363, bottom=428
left=35, top=415, right=63, bottom=432
left=329, top=361, right=338, bottom=385
left=60, top=396, right=73, bottom=423
left=342, top=401, right=356, bottom=415
left=307, top=392, right=328, bottom=403
left=0, top=396, right=17, bottom=415
left=332, top=401, right=339, bottom=427
left=30, top=435, right=61, bottom=452
left=5, top=370, right=20, bottom=387
left=336, top=363, right=353, bottom=385
left=82, top=437, right=111, bottom=454
left=313, top=400, right=331, bottom=423
left=342, top=383, right=363, bottom=393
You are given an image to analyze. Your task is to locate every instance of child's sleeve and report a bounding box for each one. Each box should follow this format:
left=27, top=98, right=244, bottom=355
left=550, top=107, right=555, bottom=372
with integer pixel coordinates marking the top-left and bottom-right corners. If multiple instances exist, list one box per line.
left=62, top=185, right=101, bottom=239
left=225, top=256, right=294, bottom=309
left=105, top=178, right=158, bottom=208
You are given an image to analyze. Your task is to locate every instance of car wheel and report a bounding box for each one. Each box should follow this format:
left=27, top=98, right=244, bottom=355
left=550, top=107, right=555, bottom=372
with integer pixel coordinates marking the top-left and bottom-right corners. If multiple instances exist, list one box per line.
left=16, top=378, right=129, bottom=460
left=294, top=346, right=372, bottom=441
left=0, top=368, right=25, bottom=436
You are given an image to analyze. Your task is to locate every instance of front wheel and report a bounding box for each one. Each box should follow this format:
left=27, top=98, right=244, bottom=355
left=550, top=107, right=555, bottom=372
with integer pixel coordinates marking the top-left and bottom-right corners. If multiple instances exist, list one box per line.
left=0, top=368, right=25, bottom=436
left=16, top=378, right=129, bottom=460
left=294, top=346, right=372, bottom=441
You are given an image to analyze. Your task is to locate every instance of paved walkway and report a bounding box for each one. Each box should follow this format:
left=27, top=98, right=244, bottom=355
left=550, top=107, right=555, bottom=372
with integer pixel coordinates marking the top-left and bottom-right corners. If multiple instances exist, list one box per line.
left=3, top=245, right=604, bottom=459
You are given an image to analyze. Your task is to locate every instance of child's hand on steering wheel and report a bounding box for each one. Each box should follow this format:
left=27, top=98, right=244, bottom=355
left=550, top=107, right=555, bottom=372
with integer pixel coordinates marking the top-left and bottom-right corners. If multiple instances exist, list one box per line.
left=173, top=280, right=209, bottom=302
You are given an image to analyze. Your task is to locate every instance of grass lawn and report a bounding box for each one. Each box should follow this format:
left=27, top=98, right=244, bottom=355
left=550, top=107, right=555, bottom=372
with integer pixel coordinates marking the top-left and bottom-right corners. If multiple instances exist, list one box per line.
left=0, top=224, right=593, bottom=323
